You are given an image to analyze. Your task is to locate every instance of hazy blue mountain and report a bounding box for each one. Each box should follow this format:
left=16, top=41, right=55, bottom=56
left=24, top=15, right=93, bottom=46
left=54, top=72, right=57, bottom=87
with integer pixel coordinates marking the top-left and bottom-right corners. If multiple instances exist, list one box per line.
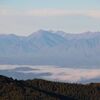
left=0, top=30, right=100, bottom=67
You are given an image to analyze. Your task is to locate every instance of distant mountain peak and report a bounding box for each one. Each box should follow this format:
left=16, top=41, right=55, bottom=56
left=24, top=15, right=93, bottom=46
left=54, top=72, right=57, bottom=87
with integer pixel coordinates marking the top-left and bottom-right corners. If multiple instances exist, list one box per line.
left=28, top=30, right=58, bottom=39
left=37, top=29, right=49, bottom=33
left=28, top=30, right=49, bottom=37
left=0, top=30, right=100, bottom=66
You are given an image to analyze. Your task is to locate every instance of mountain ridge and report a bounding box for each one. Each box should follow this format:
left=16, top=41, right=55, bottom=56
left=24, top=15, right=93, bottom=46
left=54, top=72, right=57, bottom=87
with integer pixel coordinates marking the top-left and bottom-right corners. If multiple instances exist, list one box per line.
left=1, top=30, right=100, bottom=37
left=0, top=75, right=100, bottom=100
left=0, top=30, right=100, bottom=67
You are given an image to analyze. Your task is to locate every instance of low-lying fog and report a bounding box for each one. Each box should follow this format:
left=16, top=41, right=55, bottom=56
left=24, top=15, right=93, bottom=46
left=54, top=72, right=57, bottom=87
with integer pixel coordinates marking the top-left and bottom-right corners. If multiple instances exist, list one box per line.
left=0, top=65, right=100, bottom=83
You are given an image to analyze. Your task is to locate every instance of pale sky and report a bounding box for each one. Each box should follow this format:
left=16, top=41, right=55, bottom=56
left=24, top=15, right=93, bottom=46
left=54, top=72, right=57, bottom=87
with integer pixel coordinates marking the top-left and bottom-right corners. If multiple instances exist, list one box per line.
left=0, top=0, right=100, bottom=36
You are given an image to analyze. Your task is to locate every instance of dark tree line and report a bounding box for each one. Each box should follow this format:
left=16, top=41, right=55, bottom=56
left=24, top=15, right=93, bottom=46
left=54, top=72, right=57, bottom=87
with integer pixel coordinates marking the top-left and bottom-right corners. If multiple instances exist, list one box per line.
left=0, top=75, right=100, bottom=100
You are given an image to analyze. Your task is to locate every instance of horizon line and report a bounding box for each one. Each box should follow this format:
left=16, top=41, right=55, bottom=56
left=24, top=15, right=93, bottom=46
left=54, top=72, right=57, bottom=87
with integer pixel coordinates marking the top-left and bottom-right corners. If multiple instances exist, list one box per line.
left=0, top=29, right=100, bottom=37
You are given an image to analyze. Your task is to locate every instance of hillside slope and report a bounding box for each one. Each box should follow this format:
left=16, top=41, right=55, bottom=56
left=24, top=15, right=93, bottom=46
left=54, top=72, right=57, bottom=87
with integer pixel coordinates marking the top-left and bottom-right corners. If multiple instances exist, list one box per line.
left=0, top=75, right=100, bottom=100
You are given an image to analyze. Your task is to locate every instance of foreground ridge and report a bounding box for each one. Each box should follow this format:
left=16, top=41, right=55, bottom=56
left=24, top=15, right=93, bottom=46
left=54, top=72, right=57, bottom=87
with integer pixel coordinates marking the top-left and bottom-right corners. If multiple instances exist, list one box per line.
left=0, top=75, right=100, bottom=100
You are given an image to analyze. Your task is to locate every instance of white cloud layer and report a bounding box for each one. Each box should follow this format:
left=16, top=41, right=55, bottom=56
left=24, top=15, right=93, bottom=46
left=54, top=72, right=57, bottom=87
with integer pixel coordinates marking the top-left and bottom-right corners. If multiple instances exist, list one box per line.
left=0, top=65, right=100, bottom=83
left=0, top=8, right=100, bottom=18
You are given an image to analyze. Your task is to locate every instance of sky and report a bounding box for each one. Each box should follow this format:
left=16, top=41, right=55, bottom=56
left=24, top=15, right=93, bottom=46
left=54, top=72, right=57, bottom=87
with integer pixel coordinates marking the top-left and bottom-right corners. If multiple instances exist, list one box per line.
left=0, top=0, right=100, bottom=36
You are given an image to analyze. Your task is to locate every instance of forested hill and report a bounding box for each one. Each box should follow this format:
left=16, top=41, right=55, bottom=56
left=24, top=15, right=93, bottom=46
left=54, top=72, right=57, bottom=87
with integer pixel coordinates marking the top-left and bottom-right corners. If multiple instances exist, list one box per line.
left=0, top=75, right=100, bottom=100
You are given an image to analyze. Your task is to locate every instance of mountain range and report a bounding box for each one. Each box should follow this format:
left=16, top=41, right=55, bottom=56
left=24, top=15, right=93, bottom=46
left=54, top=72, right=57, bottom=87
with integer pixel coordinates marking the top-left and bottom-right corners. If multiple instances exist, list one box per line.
left=0, top=30, right=100, bottom=67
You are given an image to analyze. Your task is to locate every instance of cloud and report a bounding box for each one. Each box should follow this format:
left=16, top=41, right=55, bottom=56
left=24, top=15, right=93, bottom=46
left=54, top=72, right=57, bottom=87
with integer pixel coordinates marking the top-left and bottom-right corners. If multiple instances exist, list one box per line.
left=87, top=10, right=100, bottom=18
left=0, top=8, right=100, bottom=18
left=26, top=9, right=81, bottom=16
left=0, top=8, right=19, bottom=16
left=22, top=9, right=100, bottom=18
left=1, top=65, right=100, bottom=83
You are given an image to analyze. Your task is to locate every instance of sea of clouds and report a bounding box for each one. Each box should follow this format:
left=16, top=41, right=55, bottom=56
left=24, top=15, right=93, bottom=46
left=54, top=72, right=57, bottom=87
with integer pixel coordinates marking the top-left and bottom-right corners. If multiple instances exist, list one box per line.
left=0, top=65, right=100, bottom=83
